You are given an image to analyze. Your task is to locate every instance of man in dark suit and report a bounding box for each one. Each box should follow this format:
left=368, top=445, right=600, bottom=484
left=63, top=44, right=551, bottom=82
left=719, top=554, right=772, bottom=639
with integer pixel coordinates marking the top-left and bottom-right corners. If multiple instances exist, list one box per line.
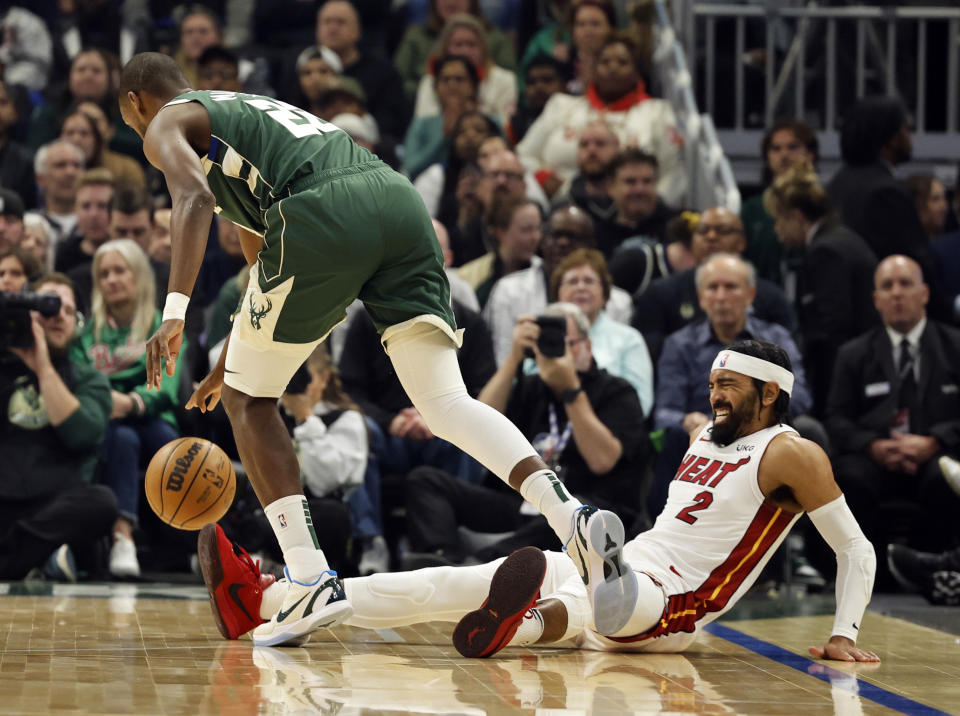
left=826, top=255, right=960, bottom=567
left=765, top=163, right=879, bottom=414
left=632, top=206, right=794, bottom=361
left=826, top=96, right=949, bottom=321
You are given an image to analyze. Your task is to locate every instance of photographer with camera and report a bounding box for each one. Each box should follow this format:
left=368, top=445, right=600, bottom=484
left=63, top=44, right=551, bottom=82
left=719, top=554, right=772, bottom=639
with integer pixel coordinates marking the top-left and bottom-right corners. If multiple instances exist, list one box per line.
left=403, top=302, right=649, bottom=566
left=0, top=273, right=118, bottom=581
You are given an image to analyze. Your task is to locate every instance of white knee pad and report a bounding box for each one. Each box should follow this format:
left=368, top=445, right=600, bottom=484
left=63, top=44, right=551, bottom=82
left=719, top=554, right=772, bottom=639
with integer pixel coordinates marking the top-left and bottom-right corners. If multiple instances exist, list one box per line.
left=384, top=321, right=537, bottom=480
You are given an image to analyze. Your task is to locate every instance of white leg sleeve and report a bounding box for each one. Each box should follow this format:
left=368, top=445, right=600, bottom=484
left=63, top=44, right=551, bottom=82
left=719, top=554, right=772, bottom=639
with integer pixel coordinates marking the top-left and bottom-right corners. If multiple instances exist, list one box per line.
left=383, top=321, right=538, bottom=481
left=342, top=559, right=505, bottom=629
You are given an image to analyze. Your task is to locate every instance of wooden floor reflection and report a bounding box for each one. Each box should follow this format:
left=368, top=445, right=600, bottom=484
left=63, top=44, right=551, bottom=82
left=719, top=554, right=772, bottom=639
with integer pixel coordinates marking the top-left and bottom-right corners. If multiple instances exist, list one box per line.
left=0, top=582, right=957, bottom=714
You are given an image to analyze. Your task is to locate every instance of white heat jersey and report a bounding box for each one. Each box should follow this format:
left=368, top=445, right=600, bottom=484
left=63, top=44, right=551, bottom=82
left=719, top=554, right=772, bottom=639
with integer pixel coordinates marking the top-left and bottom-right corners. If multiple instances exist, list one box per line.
left=597, top=422, right=801, bottom=650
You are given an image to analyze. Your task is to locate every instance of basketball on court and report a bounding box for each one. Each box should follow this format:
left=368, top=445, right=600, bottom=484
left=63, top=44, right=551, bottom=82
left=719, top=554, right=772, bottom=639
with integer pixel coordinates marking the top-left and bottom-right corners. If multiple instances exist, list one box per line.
left=145, top=437, right=236, bottom=530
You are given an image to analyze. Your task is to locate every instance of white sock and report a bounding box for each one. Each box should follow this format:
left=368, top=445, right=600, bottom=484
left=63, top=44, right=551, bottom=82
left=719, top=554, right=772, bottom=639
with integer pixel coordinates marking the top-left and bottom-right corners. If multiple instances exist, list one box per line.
left=259, top=580, right=288, bottom=620
left=263, top=495, right=329, bottom=584
left=506, top=607, right=545, bottom=647
left=519, top=470, right=583, bottom=544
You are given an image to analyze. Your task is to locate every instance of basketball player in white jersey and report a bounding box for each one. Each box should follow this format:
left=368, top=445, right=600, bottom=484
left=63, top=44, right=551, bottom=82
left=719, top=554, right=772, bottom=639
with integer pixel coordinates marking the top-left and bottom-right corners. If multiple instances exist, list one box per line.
left=200, top=339, right=879, bottom=662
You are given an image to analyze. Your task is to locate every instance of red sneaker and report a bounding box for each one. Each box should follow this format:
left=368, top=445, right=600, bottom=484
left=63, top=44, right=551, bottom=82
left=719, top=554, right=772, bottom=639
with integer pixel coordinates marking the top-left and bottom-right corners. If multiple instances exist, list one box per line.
left=452, top=546, right=547, bottom=658
left=198, top=523, right=276, bottom=639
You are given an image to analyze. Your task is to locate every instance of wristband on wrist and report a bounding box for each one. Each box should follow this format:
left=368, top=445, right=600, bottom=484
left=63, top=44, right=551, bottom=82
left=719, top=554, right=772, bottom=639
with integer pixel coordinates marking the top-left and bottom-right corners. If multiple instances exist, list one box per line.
left=162, top=292, right=190, bottom=322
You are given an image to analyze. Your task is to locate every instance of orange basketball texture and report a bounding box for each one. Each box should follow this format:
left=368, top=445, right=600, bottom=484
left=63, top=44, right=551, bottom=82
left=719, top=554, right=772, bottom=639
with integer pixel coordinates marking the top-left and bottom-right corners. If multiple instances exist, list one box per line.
left=145, top=438, right=236, bottom=530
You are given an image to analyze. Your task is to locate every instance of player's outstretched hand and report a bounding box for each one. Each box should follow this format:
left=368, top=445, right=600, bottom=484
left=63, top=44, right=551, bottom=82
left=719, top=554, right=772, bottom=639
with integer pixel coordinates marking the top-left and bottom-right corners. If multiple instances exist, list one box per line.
left=809, top=635, right=880, bottom=662
left=146, top=318, right=184, bottom=390
left=186, top=363, right=225, bottom=413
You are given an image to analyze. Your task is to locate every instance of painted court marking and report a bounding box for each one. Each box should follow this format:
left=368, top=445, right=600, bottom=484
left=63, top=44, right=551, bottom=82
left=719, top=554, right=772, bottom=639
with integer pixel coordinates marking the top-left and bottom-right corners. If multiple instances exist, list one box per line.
left=704, top=622, right=950, bottom=715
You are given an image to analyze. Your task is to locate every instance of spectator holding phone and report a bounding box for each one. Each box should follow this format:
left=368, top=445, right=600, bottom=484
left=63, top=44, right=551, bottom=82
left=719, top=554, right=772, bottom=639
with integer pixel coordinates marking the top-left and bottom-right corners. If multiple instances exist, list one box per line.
left=403, top=301, right=650, bottom=565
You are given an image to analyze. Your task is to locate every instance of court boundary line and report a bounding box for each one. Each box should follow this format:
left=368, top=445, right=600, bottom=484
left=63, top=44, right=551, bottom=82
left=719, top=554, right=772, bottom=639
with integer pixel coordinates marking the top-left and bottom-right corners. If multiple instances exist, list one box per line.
left=704, top=622, right=950, bottom=715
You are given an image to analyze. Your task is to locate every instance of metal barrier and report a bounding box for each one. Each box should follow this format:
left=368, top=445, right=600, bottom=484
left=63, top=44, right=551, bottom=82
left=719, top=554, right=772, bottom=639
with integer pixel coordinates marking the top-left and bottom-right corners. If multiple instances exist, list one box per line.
left=652, top=1, right=741, bottom=212
left=673, top=1, right=960, bottom=181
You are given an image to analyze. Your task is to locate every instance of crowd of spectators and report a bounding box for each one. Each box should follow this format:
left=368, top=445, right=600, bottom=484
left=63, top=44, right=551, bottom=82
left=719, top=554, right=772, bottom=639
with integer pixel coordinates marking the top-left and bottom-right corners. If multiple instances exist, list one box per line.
left=1, top=1, right=959, bottom=604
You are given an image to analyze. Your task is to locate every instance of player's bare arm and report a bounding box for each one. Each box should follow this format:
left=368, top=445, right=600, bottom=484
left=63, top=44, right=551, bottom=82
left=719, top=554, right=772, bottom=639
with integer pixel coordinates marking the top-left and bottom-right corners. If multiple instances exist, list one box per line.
left=140, top=103, right=217, bottom=388
left=760, top=432, right=880, bottom=663
left=187, top=224, right=261, bottom=413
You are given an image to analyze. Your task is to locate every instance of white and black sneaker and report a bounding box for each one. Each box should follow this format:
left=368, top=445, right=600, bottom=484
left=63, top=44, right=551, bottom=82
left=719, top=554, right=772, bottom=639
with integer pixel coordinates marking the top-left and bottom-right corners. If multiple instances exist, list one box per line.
left=564, top=505, right=638, bottom=636
left=251, top=567, right=353, bottom=647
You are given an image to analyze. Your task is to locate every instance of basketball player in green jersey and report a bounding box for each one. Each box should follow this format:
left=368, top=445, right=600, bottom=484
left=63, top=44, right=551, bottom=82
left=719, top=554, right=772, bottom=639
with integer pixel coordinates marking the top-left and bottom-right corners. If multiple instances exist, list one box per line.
left=118, top=52, right=634, bottom=647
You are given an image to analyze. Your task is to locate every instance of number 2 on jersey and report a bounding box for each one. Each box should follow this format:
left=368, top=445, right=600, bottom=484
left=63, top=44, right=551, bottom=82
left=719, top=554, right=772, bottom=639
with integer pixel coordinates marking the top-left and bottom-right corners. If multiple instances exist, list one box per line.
left=675, top=491, right=713, bottom=524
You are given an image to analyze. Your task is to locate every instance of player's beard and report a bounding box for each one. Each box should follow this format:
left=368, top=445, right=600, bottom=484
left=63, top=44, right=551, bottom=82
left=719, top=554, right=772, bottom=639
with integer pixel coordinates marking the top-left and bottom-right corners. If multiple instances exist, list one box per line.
left=710, top=392, right=759, bottom=446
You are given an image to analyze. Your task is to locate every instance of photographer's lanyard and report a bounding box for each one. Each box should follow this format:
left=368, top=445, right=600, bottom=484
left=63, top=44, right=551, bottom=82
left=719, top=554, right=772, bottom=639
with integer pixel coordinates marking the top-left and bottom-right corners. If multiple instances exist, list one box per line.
left=544, top=403, right=573, bottom=469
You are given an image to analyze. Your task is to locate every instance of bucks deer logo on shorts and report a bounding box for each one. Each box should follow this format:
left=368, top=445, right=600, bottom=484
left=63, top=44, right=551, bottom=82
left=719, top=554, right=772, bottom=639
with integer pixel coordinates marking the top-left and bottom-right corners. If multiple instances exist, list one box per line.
left=248, top=294, right=273, bottom=330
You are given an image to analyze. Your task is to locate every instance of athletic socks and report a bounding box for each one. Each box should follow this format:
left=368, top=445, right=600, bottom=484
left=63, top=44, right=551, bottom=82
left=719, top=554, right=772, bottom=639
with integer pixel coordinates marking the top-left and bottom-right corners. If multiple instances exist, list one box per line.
left=507, top=607, right=546, bottom=647
left=519, top=469, right=583, bottom=544
left=263, top=495, right=329, bottom=584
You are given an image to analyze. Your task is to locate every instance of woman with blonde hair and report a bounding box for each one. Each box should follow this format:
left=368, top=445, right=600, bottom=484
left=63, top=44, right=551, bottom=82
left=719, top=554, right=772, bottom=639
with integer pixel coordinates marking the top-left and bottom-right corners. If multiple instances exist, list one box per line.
left=73, top=239, right=184, bottom=579
left=413, top=13, right=517, bottom=126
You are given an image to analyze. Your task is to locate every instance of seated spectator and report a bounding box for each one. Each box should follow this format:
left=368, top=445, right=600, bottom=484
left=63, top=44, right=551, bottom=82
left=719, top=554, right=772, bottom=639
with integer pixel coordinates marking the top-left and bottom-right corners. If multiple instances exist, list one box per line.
left=172, top=6, right=222, bottom=89
left=555, top=119, right=620, bottom=221
left=0, top=187, right=26, bottom=252
left=54, top=168, right=114, bottom=275
left=740, top=117, right=818, bottom=285
left=339, top=300, right=494, bottom=486
left=403, top=54, right=487, bottom=180
left=148, top=209, right=171, bottom=265
left=279, top=345, right=387, bottom=575
left=196, top=46, right=243, bottom=93
left=485, top=203, right=633, bottom=364
left=826, top=255, right=960, bottom=583
left=546, top=248, right=653, bottom=414
left=413, top=13, right=517, bottom=127
left=314, top=1, right=409, bottom=147
left=31, top=139, right=84, bottom=245
left=0, top=246, right=40, bottom=292
left=632, top=206, right=794, bottom=361
left=447, top=148, right=529, bottom=266
left=0, top=7, right=53, bottom=94
left=404, top=301, right=649, bottom=565
left=20, top=215, right=53, bottom=271
left=73, top=102, right=147, bottom=189
left=518, top=0, right=617, bottom=98
left=433, top=218, right=481, bottom=313
left=765, top=161, right=879, bottom=414
left=597, top=148, right=681, bottom=294
left=0, top=273, right=117, bottom=581
left=456, top=195, right=542, bottom=308
left=0, top=79, right=36, bottom=209
left=72, top=240, right=184, bottom=579
left=292, top=46, right=343, bottom=117
left=414, top=109, right=501, bottom=217
left=28, top=48, right=141, bottom=161
left=313, top=77, right=381, bottom=153
left=905, top=174, right=950, bottom=240
left=518, top=34, right=686, bottom=207
left=506, top=53, right=567, bottom=144
left=395, top=0, right=516, bottom=104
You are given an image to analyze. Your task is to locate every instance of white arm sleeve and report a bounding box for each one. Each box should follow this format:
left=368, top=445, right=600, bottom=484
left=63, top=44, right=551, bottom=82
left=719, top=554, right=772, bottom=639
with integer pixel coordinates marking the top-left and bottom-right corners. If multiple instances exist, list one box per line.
left=807, top=495, right=876, bottom=641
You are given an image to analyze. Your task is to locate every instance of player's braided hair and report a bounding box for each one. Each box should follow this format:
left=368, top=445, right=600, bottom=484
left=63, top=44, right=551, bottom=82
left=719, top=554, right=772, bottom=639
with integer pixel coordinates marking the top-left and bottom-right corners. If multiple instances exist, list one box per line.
left=725, top=339, right=792, bottom=424
left=119, top=52, right=190, bottom=100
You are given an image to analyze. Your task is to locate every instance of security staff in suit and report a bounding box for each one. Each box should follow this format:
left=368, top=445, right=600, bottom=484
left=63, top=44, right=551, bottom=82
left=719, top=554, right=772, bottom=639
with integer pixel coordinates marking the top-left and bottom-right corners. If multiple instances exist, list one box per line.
left=765, top=161, right=880, bottom=414
left=826, top=255, right=960, bottom=563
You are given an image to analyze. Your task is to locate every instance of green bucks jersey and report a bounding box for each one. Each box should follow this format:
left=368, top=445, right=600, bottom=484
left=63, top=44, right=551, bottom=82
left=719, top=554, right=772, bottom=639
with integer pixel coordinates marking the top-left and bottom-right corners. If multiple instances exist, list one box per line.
left=163, top=90, right=374, bottom=234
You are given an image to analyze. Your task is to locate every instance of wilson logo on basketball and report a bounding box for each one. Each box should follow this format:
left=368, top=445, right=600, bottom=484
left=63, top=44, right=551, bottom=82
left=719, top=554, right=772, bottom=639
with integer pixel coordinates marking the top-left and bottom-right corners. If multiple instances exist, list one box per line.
left=166, top=441, right=204, bottom=491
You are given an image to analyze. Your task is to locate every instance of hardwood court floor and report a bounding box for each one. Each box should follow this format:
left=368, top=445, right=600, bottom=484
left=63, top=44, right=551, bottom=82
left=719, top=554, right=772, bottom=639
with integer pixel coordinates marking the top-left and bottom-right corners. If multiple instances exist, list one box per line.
left=0, top=582, right=957, bottom=714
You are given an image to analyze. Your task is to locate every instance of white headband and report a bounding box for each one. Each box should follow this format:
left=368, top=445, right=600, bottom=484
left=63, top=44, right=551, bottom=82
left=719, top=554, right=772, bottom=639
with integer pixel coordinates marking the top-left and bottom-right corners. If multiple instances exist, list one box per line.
left=711, top=350, right=794, bottom=396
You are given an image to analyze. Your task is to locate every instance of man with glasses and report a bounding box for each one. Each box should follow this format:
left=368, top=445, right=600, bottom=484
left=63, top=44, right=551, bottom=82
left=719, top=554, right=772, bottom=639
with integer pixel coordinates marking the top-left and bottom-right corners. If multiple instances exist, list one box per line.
left=402, top=301, right=649, bottom=567
left=633, top=206, right=794, bottom=361
left=484, top=204, right=633, bottom=365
